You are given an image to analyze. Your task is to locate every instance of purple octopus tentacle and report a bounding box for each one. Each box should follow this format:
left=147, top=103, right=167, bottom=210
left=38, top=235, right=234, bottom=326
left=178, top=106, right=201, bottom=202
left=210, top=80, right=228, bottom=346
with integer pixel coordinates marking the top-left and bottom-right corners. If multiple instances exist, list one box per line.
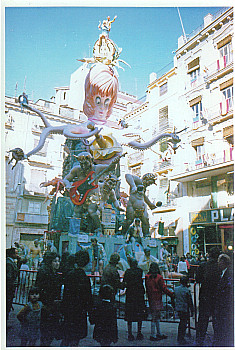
left=22, top=104, right=51, bottom=128
left=127, top=133, right=173, bottom=150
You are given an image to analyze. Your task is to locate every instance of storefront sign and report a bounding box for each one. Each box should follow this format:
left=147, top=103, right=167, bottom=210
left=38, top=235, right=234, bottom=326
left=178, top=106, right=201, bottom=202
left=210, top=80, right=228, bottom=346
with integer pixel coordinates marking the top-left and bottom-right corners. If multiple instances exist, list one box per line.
left=190, top=207, right=234, bottom=224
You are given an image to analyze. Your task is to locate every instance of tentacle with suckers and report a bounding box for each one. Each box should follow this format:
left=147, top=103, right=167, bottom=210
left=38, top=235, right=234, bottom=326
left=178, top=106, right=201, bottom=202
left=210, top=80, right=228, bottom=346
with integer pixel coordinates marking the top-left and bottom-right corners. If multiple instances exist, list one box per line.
left=126, top=133, right=181, bottom=150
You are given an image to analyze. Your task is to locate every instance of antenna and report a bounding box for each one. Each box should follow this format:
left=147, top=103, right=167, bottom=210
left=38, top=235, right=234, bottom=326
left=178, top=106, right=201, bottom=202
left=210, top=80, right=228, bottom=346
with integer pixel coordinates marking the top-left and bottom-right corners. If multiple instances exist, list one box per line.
left=177, top=7, right=187, bottom=43
left=23, top=76, right=27, bottom=93
left=15, top=82, right=18, bottom=99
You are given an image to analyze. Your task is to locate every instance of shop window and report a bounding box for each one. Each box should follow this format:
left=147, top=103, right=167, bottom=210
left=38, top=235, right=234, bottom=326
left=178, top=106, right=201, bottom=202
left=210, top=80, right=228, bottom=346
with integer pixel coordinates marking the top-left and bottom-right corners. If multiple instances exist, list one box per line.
left=159, top=82, right=168, bottom=96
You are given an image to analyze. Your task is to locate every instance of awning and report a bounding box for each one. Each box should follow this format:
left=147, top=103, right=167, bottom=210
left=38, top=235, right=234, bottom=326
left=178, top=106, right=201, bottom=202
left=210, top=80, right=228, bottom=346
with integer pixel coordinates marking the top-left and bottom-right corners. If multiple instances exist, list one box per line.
left=220, top=78, right=233, bottom=91
left=189, top=95, right=202, bottom=107
left=217, top=35, right=232, bottom=49
left=188, top=57, right=200, bottom=73
left=191, top=137, right=204, bottom=147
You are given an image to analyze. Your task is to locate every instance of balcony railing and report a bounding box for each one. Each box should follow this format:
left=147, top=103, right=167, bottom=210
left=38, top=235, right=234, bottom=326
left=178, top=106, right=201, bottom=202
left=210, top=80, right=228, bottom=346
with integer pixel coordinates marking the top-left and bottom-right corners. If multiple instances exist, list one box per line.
left=184, top=148, right=233, bottom=172
left=15, top=212, right=48, bottom=225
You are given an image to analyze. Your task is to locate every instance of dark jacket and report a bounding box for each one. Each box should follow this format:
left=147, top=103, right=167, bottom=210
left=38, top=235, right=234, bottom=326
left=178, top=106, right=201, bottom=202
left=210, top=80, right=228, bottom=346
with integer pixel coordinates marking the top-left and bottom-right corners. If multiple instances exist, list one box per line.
left=196, top=258, right=220, bottom=309
left=91, top=299, right=118, bottom=345
left=100, top=263, right=121, bottom=296
left=62, top=267, right=93, bottom=341
left=123, top=266, right=146, bottom=321
left=174, top=284, right=193, bottom=313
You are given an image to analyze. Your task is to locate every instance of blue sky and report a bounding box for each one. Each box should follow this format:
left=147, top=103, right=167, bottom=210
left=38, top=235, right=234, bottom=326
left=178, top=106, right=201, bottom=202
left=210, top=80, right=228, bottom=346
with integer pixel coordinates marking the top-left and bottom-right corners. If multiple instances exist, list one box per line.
left=5, top=6, right=227, bottom=102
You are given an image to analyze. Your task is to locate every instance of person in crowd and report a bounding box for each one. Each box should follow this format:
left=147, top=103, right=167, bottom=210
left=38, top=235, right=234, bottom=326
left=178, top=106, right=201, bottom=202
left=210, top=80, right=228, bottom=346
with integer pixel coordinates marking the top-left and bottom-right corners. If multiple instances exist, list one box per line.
left=177, top=256, right=188, bottom=275
left=28, top=239, right=42, bottom=270
left=61, top=250, right=93, bottom=346
left=35, top=252, right=62, bottom=346
left=14, top=242, right=28, bottom=268
left=213, top=254, right=234, bottom=347
left=19, top=258, right=30, bottom=299
left=90, top=284, right=118, bottom=346
left=6, top=247, right=19, bottom=322
left=78, top=237, right=106, bottom=278
left=17, top=286, right=43, bottom=346
left=122, top=258, right=147, bottom=341
left=138, top=247, right=159, bottom=276
left=125, top=218, right=144, bottom=255
left=195, top=247, right=221, bottom=346
left=172, top=252, right=179, bottom=266
left=145, top=262, right=174, bottom=341
left=159, top=241, right=170, bottom=278
left=100, top=252, right=122, bottom=301
left=174, top=275, right=194, bottom=345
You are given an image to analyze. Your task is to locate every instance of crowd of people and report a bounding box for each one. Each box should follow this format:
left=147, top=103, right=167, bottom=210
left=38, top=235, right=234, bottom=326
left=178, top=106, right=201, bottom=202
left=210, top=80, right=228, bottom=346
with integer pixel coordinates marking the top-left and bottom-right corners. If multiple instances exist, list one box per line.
left=6, top=243, right=233, bottom=347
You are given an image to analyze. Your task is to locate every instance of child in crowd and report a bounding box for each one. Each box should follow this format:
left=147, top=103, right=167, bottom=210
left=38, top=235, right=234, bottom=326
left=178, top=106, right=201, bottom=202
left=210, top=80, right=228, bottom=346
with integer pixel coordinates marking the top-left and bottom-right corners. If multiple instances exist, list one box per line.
left=17, top=286, right=43, bottom=346
left=174, top=275, right=194, bottom=345
left=90, top=284, right=118, bottom=346
left=145, top=262, right=174, bottom=341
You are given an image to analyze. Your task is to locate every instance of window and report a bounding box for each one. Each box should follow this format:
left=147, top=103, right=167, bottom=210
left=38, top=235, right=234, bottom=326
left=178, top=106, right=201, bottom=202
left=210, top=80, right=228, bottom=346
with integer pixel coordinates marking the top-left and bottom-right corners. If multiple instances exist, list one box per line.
left=222, top=86, right=233, bottom=111
left=34, top=139, right=48, bottom=156
left=187, top=57, right=200, bottom=86
left=28, top=201, right=41, bottom=214
left=64, top=92, right=66, bottom=100
left=159, top=82, right=168, bottom=96
left=192, top=101, right=202, bottom=123
left=220, top=79, right=233, bottom=115
left=217, top=36, right=233, bottom=70
left=159, top=106, right=169, bottom=133
left=219, top=43, right=233, bottom=67
left=131, top=166, right=141, bottom=177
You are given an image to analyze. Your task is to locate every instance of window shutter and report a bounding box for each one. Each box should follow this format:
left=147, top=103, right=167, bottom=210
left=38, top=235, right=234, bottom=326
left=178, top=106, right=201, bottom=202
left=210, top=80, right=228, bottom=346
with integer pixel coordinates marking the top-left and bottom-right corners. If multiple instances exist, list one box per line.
left=159, top=106, right=169, bottom=132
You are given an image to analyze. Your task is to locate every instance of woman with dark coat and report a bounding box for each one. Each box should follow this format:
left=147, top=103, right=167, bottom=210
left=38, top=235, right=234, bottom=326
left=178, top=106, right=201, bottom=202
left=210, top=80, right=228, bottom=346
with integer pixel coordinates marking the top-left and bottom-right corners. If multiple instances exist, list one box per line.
left=145, top=262, right=174, bottom=341
left=122, top=258, right=146, bottom=341
left=35, top=252, right=62, bottom=346
left=61, top=250, right=93, bottom=346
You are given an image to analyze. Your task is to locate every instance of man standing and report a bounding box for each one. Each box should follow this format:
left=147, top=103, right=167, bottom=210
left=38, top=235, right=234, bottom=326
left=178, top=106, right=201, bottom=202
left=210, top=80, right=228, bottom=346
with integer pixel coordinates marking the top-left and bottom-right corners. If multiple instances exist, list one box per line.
left=6, top=248, right=19, bottom=322
left=214, top=254, right=234, bottom=347
left=195, top=247, right=221, bottom=346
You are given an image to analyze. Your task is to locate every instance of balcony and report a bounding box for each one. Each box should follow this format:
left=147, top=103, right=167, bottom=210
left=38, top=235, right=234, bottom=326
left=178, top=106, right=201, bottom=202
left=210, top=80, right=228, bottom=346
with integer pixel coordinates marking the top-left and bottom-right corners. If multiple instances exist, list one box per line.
left=153, top=160, right=173, bottom=174
left=128, top=151, right=144, bottom=167
left=206, top=100, right=233, bottom=126
left=15, top=212, right=48, bottom=225
left=204, top=60, right=233, bottom=84
left=171, top=148, right=234, bottom=183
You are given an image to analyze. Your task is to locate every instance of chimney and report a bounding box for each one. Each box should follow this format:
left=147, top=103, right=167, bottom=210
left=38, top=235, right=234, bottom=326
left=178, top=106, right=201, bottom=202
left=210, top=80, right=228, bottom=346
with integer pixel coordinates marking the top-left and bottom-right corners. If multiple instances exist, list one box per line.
left=149, top=72, right=157, bottom=84
left=204, top=13, right=213, bottom=28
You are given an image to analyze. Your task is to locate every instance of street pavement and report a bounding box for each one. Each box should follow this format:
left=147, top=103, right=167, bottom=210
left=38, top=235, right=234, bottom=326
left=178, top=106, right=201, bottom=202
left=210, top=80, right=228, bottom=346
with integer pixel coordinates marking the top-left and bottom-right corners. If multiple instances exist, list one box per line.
left=5, top=304, right=214, bottom=348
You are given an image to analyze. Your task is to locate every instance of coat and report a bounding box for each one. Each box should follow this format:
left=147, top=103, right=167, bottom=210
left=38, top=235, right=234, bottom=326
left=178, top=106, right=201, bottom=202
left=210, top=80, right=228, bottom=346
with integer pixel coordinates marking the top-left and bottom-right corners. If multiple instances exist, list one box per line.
left=100, top=263, right=121, bottom=296
left=91, top=299, right=118, bottom=345
left=62, top=267, right=93, bottom=342
left=196, top=258, right=220, bottom=312
left=214, top=267, right=234, bottom=346
left=145, top=273, right=174, bottom=312
left=123, top=266, right=147, bottom=321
